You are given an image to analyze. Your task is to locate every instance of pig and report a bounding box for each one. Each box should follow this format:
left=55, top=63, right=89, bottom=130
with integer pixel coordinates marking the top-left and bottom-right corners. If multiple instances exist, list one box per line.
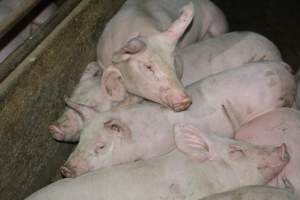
left=48, top=62, right=141, bottom=141
left=49, top=31, right=283, bottom=141
left=198, top=180, right=296, bottom=200
left=25, top=124, right=289, bottom=200
left=179, top=31, right=283, bottom=85
left=234, top=108, right=300, bottom=198
left=96, top=0, right=228, bottom=112
left=60, top=61, right=295, bottom=177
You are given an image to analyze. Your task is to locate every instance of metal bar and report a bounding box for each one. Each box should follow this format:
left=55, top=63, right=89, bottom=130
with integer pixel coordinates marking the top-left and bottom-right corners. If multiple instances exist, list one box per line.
left=0, top=0, right=82, bottom=83
left=0, top=0, right=42, bottom=37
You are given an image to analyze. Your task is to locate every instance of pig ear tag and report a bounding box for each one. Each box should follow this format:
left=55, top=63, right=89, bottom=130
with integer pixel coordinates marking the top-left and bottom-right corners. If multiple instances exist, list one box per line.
left=103, top=119, right=131, bottom=138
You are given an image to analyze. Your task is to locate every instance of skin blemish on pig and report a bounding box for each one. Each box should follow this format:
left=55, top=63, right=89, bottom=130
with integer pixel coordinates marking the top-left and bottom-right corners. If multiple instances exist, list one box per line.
left=267, top=77, right=278, bottom=87
left=264, top=70, right=276, bottom=77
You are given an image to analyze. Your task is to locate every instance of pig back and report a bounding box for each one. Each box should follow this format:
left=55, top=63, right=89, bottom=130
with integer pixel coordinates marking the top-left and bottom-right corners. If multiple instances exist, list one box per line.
left=180, top=31, right=282, bottom=86
left=180, top=62, right=295, bottom=136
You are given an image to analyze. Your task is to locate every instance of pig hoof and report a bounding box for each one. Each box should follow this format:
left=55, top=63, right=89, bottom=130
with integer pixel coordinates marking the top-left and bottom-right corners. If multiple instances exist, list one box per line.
left=60, top=166, right=75, bottom=178
left=48, top=125, right=65, bottom=141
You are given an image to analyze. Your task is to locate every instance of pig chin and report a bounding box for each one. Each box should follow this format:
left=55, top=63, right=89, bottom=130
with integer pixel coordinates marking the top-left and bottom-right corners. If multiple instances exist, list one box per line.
left=159, top=88, right=192, bottom=112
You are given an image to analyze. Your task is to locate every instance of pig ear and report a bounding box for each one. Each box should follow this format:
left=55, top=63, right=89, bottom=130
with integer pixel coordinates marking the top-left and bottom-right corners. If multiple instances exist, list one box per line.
left=80, top=62, right=102, bottom=82
left=102, top=66, right=127, bottom=102
left=103, top=119, right=131, bottom=139
left=112, top=37, right=146, bottom=63
left=222, top=100, right=243, bottom=134
left=174, top=123, right=210, bottom=162
left=162, top=2, right=194, bottom=44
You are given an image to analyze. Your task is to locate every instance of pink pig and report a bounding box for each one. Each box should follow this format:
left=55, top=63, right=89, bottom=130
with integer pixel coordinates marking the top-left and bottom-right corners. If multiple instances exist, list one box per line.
left=235, top=108, right=300, bottom=198
left=96, top=0, right=228, bottom=112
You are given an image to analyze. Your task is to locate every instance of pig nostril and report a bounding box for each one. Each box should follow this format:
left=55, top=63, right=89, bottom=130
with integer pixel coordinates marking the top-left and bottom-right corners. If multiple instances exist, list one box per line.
left=60, top=166, right=75, bottom=178
left=48, top=125, right=65, bottom=141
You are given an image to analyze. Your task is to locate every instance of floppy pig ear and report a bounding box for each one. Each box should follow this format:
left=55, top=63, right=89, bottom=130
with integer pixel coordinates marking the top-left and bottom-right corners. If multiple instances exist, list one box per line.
left=112, top=37, right=146, bottom=63
left=162, top=2, right=194, bottom=44
left=102, top=66, right=127, bottom=102
left=80, top=62, right=102, bottom=82
left=174, top=124, right=210, bottom=162
left=104, top=119, right=131, bottom=139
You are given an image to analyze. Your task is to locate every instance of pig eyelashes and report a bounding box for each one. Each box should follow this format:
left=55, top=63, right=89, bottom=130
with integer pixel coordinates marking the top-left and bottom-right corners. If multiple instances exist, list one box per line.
left=228, top=144, right=246, bottom=159
left=94, top=143, right=106, bottom=154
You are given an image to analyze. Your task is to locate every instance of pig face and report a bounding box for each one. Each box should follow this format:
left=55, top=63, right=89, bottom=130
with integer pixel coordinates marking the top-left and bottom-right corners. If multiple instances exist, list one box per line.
left=49, top=62, right=102, bottom=142
left=60, top=117, right=136, bottom=178
left=174, top=124, right=289, bottom=183
left=101, top=3, right=195, bottom=112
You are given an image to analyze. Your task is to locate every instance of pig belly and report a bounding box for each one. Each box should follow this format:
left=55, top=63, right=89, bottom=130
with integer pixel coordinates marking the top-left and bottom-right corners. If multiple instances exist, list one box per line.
left=235, top=108, right=300, bottom=198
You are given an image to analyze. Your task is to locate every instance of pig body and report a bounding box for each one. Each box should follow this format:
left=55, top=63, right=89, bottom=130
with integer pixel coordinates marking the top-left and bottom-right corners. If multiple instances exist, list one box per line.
left=199, top=185, right=296, bottom=200
left=61, top=61, right=295, bottom=177
left=26, top=124, right=288, bottom=200
left=50, top=32, right=283, bottom=140
left=179, top=31, right=282, bottom=85
left=235, top=108, right=300, bottom=198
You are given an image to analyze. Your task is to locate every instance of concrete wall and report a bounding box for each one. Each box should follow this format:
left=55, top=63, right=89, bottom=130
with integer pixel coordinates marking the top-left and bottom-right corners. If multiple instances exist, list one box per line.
left=0, top=0, right=125, bottom=199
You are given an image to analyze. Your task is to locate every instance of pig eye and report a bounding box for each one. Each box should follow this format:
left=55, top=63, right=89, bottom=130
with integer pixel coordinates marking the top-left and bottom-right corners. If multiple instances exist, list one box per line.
left=141, top=63, right=155, bottom=74
left=111, top=124, right=121, bottom=132
left=95, top=144, right=106, bottom=154
left=104, top=119, right=123, bottom=133
left=229, top=145, right=245, bottom=159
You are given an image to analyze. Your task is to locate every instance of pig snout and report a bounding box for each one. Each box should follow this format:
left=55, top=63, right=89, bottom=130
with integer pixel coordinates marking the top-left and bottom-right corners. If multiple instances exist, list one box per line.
left=60, top=161, right=89, bottom=178
left=48, top=110, right=82, bottom=142
left=160, top=88, right=192, bottom=112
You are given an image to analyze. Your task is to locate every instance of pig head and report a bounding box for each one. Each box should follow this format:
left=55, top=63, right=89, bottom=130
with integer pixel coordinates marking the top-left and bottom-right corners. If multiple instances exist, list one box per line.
left=100, top=3, right=195, bottom=112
